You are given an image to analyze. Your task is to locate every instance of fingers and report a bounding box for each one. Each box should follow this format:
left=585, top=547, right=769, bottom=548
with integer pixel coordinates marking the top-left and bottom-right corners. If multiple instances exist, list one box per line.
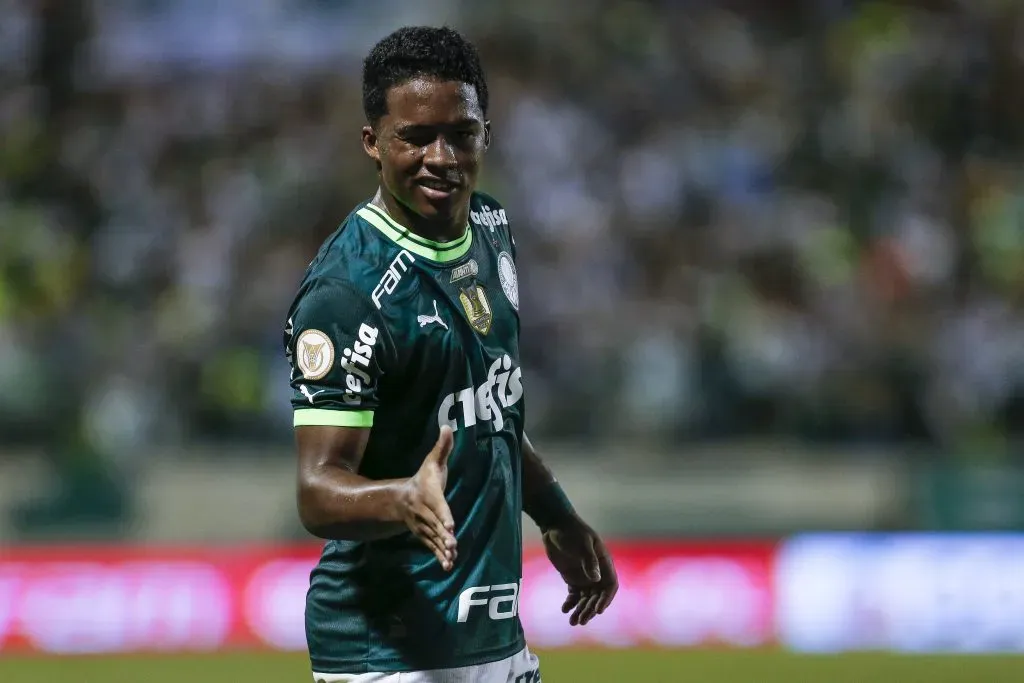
left=435, top=499, right=455, bottom=535
left=567, top=593, right=588, bottom=625
left=408, top=430, right=456, bottom=570
left=418, top=527, right=455, bottom=570
left=581, top=587, right=615, bottom=625
left=569, top=585, right=617, bottom=626
left=570, top=592, right=601, bottom=626
left=413, top=503, right=457, bottom=570
left=592, top=549, right=618, bottom=617
left=553, top=534, right=619, bottom=626
left=422, top=489, right=455, bottom=537
left=593, top=582, right=617, bottom=616
left=561, top=587, right=582, bottom=614
left=567, top=560, right=619, bottom=626
left=418, top=500, right=454, bottom=545
left=563, top=587, right=613, bottom=625
left=415, top=522, right=456, bottom=570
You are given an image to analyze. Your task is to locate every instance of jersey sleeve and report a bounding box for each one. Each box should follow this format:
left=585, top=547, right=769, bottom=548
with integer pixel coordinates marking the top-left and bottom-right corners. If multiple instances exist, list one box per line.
left=284, top=277, right=393, bottom=428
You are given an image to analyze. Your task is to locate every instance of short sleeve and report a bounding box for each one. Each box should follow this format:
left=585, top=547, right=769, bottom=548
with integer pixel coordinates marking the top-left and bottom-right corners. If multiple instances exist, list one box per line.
left=284, top=277, right=392, bottom=428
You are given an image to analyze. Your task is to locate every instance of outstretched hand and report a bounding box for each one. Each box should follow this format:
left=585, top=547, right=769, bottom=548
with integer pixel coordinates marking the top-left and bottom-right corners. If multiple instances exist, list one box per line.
left=542, top=519, right=618, bottom=626
left=401, top=426, right=457, bottom=571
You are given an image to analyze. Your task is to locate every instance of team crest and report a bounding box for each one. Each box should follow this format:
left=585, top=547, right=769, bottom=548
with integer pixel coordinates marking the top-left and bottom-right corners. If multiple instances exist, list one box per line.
left=497, top=252, right=518, bottom=311
left=296, top=329, right=334, bottom=380
left=459, top=284, right=493, bottom=335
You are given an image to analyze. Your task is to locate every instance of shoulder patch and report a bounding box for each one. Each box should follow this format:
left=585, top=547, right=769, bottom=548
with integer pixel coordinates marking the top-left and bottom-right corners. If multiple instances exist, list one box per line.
left=296, top=329, right=334, bottom=380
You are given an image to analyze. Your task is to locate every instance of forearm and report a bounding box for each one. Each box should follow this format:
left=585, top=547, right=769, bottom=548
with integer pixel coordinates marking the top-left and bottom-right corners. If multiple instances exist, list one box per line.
left=521, top=433, right=579, bottom=531
left=298, top=466, right=408, bottom=541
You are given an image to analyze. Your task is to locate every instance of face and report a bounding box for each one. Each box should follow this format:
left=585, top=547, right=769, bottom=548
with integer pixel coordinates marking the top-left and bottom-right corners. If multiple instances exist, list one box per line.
left=363, top=77, right=489, bottom=225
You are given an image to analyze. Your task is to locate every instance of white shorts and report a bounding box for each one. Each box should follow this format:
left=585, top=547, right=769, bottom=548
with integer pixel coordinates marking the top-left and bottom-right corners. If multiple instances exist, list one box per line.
left=312, top=645, right=541, bottom=683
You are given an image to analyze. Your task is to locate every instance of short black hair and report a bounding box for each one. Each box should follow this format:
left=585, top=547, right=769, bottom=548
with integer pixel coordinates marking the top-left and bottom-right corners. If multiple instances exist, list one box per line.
left=362, top=26, right=489, bottom=126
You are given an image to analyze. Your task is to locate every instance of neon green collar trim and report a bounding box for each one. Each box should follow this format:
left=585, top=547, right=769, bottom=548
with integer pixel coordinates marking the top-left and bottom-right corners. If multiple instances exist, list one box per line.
left=358, top=203, right=472, bottom=263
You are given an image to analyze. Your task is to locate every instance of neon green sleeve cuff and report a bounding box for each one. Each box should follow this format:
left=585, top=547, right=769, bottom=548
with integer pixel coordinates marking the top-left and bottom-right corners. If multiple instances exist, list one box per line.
left=293, top=409, right=374, bottom=428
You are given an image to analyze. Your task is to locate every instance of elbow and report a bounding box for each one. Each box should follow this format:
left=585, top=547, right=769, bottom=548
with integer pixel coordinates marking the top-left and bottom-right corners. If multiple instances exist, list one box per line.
left=294, top=462, right=400, bottom=542
left=298, top=509, right=331, bottom=540
left=296, top=476, right=334, bottom=539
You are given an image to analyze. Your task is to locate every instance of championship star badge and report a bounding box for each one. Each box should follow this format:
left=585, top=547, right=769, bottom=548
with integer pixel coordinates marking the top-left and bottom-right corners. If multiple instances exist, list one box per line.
left=459, top=284, right=493, bottom=335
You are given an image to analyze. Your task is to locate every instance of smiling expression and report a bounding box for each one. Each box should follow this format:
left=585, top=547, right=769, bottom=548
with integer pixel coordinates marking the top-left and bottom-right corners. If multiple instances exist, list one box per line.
left=363, top=77, right=490, bottom=230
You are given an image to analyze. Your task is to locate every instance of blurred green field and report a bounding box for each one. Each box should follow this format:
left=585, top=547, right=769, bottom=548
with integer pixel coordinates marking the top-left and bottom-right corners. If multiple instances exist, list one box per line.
left=2, top=649, right=1022, bottom=683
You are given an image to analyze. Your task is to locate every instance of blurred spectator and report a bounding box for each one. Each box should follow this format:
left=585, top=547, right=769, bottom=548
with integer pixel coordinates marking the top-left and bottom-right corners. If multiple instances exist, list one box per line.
left=2, top=0, right=1022, bottom=496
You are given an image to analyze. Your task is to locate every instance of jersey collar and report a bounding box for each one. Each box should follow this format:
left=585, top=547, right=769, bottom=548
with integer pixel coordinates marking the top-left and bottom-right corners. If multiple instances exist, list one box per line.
left=358, top=203, right=473, bottom=263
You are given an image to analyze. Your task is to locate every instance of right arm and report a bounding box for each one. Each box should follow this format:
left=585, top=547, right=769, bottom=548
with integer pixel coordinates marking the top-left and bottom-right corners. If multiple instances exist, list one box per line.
left=295, top=424, right=405, bottom=541
left=285, top=277, right=456, bottom=569
left=295, top=423, right=457, bottom=570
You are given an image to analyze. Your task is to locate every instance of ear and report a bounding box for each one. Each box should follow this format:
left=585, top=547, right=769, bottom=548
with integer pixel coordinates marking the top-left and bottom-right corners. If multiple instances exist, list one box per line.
left=362, top=125, right=381, bottom=163
left=483, top=121, right=492, bottom=151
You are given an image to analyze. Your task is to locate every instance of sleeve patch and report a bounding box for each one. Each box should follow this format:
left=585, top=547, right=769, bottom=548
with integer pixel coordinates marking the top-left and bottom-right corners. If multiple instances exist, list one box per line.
left=284, top=277, right=390, bottom=415
left=295, top=329, right=334, bottom=380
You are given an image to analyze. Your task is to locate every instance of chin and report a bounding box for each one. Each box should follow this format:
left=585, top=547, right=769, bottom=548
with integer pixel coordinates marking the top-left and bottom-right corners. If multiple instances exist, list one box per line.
left=404, top=204, right=442, bottom=223
left=412, top=195, right=462, bottom=222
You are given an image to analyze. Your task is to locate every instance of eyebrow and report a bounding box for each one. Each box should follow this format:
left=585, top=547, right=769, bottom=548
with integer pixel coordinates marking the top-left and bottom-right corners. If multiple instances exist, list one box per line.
left=395, top=119, right=481, bottom=134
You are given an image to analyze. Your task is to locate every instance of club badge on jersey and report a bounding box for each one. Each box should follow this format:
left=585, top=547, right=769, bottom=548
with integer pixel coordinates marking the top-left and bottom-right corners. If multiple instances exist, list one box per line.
left=497, top=252, right=518, bottom=311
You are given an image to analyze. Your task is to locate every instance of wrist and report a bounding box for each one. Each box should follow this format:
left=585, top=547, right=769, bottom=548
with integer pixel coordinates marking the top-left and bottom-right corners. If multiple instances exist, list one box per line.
left=390, top=477, right=415, bottom=524
left=526, top=480, right=578, bottom=533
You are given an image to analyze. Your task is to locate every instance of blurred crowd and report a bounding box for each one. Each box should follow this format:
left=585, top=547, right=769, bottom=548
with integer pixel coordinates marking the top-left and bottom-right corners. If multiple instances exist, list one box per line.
left=1, top=0, right=1022, bottom=475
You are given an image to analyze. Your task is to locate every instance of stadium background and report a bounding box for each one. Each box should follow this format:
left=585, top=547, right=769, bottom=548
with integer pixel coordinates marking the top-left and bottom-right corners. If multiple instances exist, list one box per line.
left=1, top=0, right=1023, bottom=680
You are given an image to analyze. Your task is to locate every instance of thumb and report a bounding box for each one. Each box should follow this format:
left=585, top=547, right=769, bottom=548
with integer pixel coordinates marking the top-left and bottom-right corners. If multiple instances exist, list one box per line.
left=582, top=537, right=601, bottom=583
left=428, top=425, right=454, bottom=467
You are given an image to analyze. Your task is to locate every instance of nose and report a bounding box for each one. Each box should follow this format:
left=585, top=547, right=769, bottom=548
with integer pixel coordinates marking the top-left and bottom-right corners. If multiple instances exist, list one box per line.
left=423, top=134, right=457, bottom=170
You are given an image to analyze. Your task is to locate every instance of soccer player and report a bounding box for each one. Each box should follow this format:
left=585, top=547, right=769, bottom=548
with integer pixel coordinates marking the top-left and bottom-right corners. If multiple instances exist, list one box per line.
left=284, top=26, right=618, bottom=683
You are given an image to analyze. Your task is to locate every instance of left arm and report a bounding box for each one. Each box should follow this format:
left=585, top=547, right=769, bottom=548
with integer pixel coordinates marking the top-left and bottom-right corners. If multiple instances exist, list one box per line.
left=522, top=432, right=618, bottom=626
left=521, top=432, right=564, bottom=527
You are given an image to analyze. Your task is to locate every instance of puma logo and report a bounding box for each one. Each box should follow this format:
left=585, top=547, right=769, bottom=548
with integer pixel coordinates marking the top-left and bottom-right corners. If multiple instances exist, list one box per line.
left=299, top=385, right=325, bottom=404
left=417, top=300, right=448, bottom=330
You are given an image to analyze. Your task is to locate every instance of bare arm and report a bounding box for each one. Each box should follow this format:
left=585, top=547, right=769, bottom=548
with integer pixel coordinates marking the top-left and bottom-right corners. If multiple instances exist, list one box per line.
left=296, top=424, right=406, bottom=540
left=521, top=431, right=618, bottom=626
left=296, top=424, right=457, bottom=569
left=521, top=432, right=579, bottom=530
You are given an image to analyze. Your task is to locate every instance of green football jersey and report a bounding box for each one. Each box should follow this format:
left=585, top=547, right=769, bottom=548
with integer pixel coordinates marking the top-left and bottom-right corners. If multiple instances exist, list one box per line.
left=283, top=192, right=526, bottom=674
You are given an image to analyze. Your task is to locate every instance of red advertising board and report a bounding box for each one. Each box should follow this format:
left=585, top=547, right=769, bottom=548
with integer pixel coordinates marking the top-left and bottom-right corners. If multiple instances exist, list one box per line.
left=0, top=542, right=776, bottom=654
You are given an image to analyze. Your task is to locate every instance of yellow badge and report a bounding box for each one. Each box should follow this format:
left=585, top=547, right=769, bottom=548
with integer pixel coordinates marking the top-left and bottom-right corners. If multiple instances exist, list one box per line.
left=459, top=284, right=493, bottom=335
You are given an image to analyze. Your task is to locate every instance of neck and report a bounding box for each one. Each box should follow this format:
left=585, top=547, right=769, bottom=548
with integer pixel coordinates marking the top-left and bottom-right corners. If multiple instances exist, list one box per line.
left=372, top=188, right=468, bottom=243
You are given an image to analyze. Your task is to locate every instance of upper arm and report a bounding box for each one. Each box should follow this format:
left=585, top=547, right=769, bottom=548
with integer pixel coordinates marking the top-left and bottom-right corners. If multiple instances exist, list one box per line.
left=284, top=277, right=393, bottom=428
left=294, top=424, right=375, bottom=533
left=521, top=431, right=555, bottom=487
left=295, top=424, right=371, bottom=483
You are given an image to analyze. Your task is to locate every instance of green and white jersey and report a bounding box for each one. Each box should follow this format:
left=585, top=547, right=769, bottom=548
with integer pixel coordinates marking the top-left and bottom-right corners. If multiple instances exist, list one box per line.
left=283, top=193, right=526, bottom=674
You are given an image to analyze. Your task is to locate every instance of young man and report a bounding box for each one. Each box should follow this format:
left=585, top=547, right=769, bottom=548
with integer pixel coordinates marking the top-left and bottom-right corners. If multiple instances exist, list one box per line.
left=284, top=26, right=618, bottom=683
